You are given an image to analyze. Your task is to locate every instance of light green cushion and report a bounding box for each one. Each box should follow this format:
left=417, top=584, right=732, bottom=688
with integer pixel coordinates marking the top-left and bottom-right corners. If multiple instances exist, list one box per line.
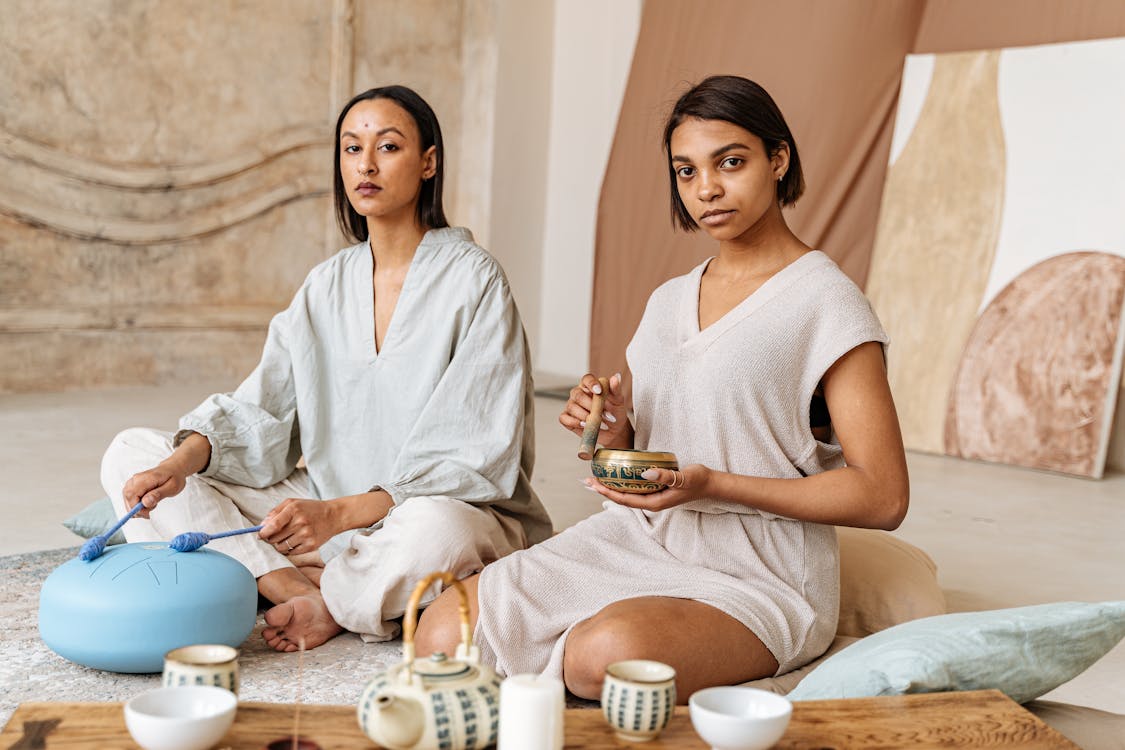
left=61, top=496, right=126, bottom=546
left=788, top=601, right=1125, bottom=705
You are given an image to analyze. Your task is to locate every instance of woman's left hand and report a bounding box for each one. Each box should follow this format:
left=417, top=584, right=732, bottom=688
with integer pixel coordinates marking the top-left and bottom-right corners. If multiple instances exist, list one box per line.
left=259, top=498, right=342, bottom=556
left=583, top=464, right=712, bottom=511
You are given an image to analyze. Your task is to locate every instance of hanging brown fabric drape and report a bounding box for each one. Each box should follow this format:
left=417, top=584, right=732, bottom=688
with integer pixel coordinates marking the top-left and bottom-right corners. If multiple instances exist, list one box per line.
left=590, top=0, right=1125, bottom=380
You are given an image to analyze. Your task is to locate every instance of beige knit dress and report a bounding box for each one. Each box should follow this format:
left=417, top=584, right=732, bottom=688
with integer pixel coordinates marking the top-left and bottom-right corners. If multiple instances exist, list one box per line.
left=474, top=251, right=888, bottom=677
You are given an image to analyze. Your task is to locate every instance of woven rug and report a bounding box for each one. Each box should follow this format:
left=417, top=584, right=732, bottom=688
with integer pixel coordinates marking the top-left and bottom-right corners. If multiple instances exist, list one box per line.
left=0, top=546, right=405, bottom=727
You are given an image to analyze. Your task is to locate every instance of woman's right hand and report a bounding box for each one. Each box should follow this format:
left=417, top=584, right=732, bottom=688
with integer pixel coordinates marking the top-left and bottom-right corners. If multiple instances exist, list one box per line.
left=121, top=464, right=188, bottom=519
left=120, top=432, right=211, bottom=519
left=559, top=372, right=633, bottom=449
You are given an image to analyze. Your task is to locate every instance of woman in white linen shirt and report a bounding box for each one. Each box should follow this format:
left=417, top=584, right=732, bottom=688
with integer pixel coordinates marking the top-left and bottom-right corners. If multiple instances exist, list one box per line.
left=414, top=75, right=908, bottom=702
left=101, top=85, right=550, bottom=652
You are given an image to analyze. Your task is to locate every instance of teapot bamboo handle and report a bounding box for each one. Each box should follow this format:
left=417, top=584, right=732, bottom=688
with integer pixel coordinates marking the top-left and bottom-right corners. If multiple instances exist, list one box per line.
left=401, top=571, right=472, bottom=674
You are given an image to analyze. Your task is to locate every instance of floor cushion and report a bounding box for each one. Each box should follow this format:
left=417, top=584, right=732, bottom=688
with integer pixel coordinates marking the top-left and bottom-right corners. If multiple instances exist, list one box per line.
left=837, top=527, right=946, bottom=638
left=743, top=528, right=943, bottom=691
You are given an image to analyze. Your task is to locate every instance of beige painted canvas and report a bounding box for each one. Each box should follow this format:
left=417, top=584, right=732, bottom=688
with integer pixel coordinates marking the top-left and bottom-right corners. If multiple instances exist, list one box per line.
left=866, top=37, right=1125, bottom=478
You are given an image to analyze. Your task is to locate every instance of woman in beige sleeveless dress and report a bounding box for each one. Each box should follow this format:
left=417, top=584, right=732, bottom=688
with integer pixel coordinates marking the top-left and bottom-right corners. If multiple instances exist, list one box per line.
left=415, top=75, right=909, bottom=702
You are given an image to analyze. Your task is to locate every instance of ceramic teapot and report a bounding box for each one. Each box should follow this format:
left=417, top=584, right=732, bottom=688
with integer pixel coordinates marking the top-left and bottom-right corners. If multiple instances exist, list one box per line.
left=357, top=571, right=502, bottom=750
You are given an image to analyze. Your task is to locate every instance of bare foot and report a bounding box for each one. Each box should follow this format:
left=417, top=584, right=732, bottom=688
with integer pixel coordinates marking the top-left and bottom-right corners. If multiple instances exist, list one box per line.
left=263, top=594, right=343, bottom=652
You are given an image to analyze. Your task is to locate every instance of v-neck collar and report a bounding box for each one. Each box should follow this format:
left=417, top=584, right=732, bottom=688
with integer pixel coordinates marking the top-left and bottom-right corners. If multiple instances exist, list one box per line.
left=679, top=250, right=828, bottom=348
left=356, top=227, right=470, bottom=363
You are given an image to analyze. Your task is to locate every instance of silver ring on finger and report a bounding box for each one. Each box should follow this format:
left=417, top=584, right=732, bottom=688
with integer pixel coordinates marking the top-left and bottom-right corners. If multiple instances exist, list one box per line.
left=286, top=541, right=294, bottom=552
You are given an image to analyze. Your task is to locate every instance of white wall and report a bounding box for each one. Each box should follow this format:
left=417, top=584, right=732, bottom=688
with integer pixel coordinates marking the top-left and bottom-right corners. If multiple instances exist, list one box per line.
left=484, top=0, right=556, bottom=366
left=533, top=0, right=642, bottom=379
left=471, top=0, right=641, bottom=379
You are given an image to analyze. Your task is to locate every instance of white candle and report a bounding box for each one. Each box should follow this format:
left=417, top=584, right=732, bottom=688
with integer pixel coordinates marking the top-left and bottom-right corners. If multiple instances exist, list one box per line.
left=498, top=673, right=564, bottom=750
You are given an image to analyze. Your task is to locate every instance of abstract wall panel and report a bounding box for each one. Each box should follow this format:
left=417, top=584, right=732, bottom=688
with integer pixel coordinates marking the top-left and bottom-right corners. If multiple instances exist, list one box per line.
left=867, top=37, right=1125, bottom=477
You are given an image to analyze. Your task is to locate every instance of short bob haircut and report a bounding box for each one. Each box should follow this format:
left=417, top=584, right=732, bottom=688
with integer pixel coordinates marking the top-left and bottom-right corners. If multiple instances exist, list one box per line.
left=333, top=85, right=448, bottom=243
left=662, top=75, right=805, bottom=232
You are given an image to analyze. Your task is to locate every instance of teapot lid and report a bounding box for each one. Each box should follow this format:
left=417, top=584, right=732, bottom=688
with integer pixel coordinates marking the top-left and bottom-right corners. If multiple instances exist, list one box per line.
left=411, top=651, right=477, bottom=681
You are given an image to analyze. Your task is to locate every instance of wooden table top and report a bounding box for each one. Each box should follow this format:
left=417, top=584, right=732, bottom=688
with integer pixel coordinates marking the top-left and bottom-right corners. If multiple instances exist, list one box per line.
left=1, top=689, right=1078, bottom=749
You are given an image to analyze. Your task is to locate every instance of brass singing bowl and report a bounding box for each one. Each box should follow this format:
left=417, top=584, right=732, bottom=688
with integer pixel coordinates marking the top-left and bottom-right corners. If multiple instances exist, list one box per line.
left=590, top=448, right=679, bottom=494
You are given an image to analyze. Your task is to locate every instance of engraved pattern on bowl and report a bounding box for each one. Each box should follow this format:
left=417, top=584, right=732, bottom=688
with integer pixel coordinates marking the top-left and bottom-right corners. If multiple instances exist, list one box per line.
left=590, top=449, right=679, bottom=494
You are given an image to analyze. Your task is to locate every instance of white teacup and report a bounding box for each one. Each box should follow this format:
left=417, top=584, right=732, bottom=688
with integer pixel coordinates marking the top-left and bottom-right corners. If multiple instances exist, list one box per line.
left=125, top=686, right=237, bottom=750
left=689, top=686, right=792, bottom=750
left=601, top=660, right=677, bottom=741
left=163, top=644, right=239, bottom=694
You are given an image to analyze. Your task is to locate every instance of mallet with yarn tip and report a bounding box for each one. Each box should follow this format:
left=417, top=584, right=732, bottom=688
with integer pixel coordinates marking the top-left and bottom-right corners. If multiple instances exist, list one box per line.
left=170, top=525, right=264, bottom=553
left=79, top=501, right=147, bottom=562
left=577, top=376, right=611, bottom=460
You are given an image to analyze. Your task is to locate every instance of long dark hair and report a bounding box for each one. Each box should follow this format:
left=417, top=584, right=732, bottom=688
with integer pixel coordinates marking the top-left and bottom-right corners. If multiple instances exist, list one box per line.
left=662, top=75, right=805, bottom=231
left=333, top=85, right=448, bottom=243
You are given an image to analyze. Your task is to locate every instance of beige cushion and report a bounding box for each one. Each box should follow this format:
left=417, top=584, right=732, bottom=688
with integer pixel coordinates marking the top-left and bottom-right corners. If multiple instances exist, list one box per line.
left=836, top=527, right=946, bottom=638
left=745, top=528, right=945, bottom=693
left=749, top=533, right=1125, bottom=745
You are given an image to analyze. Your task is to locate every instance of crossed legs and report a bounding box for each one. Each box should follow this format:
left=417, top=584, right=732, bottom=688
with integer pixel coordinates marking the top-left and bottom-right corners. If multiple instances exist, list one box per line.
left=265, top=496, right=524, bottom=652
left=102, top=429, right=526, bottom=654
left=102, top=428, right=340, bottom=651
left=415, top=580, right=779, bottom=703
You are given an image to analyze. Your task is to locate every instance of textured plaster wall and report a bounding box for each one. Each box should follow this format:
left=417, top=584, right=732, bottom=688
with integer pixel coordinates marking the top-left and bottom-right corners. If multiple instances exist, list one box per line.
left=0, top=0, right=490, bottom=393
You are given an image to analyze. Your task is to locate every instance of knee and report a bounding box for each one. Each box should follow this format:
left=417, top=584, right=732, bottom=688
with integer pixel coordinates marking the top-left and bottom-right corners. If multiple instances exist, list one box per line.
left=394, top=496, right=474, bottom=530
left=102, top=427, right=140, bottom=466
left=101, top=428, right=171, bottom=490
left=387, top=497, right=487, bottom=559
left=102, top=428, right=171, bottom=471
left=562, top=611, right=652, bottom=700
left=413, top=587, right=466, bottom=659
